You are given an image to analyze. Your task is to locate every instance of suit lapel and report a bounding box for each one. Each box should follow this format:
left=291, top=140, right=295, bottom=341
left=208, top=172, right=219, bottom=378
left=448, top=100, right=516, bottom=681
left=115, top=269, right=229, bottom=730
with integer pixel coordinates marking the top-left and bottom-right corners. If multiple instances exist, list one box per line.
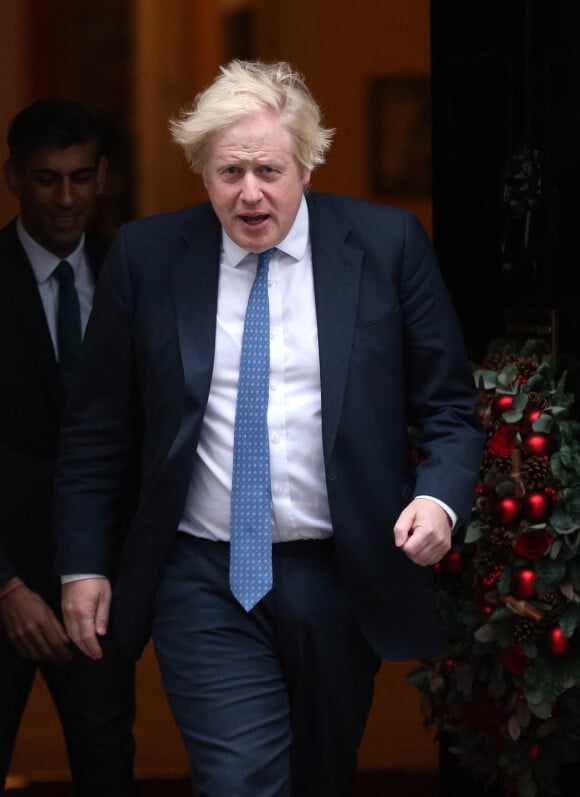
left=170, top=206, right=222, bottom=402
left=2, top=222, right=62, bottom=411
left=167, top=197, right=362, bottom=465
left=307, top=195, right=363, bottom=463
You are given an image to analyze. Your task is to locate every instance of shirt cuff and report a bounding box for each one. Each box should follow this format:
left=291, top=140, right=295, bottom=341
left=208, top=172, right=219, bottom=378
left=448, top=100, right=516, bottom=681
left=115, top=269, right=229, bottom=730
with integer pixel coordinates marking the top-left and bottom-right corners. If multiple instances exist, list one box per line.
left=61, top=574, right=106, bottom=584
left=415, top=495, right=457, bottom=529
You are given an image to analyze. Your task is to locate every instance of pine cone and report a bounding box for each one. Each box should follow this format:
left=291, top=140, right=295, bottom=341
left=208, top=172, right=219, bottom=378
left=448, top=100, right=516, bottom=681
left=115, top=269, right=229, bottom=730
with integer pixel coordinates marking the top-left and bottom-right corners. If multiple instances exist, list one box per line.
left=520, top=456, right=552, bottom=491
left=513, top=617, right=542, bottom=643
left=525, top=391, right=549, bottom=412
left=478, top=454, right=514, bottom=493
left=474, top=494, right=494, bottom=522
left=481, top=353, right=505, bottom=372
left=515, top=357, right=539, bottom=380
left=480, top=450, right=497, bottom=479
left=477, top=527, right=515, bottom=576
left=541, top=592, right=568, bottom=621
left=481, top=354, right=540, bottom=380
left=492, top=456, right=513, bottom=478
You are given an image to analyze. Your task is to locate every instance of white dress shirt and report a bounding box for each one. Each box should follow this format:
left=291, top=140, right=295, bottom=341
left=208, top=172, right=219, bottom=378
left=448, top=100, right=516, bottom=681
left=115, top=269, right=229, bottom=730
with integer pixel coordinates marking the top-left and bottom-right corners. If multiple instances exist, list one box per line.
left=16, top=217, right=95, bottom=358
left=180, top=196, right=334, bottom=542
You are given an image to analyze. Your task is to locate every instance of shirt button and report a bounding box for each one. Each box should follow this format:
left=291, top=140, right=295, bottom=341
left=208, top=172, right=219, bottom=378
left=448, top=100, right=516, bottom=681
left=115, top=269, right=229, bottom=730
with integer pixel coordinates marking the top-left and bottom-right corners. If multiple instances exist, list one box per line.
left=271, top=432, right=280, bottom=443
left=270, top=380, right=278, bottom=391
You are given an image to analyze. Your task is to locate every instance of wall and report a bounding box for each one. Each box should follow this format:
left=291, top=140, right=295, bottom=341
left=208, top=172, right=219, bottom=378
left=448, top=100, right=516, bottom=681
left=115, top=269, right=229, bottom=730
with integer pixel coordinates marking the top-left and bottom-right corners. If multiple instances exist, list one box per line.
left=0, top=1, right=28, bottom=225
left=257, top=0, right=432, bottom=233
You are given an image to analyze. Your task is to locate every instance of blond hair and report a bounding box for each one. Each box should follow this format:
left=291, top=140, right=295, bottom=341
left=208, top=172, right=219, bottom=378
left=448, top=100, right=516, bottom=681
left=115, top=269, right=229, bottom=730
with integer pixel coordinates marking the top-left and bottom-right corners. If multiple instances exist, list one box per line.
left=170, top=60, right=334, bottom=175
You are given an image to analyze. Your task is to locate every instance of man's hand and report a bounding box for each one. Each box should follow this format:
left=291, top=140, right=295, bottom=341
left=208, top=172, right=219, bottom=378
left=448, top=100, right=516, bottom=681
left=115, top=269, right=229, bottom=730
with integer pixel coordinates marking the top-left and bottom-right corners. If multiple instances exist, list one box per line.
left=394, top=497, right=452, bottom=566
left=0, top=582, right=72, bottom=662
left=61, top=578, right=111, bottom=660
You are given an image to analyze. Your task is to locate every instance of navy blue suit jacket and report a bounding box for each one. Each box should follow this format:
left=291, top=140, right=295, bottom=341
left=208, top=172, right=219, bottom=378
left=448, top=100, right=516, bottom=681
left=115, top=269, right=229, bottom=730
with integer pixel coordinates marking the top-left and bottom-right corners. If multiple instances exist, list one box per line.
left=0, top=220, right=104, bottom=594
left=55, top=193, right=484, bottom=660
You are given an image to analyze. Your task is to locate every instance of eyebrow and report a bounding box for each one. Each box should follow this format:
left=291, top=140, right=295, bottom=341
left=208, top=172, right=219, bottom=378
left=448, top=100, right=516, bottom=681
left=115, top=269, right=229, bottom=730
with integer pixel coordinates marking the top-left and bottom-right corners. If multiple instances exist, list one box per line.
left=32, top=166, right=99, bottom=178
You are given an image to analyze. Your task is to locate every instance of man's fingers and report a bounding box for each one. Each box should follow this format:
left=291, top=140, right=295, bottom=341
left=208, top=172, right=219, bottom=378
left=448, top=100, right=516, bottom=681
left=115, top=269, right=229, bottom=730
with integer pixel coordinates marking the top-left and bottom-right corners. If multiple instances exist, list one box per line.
left=0, top=584, right=71, bottom=661
left=61, top=578, right=111, bottom=660
left=95, top=589, right=111, bottom=637
left=44, top=615, right=73, bottom=662
left=393, top=504, right=414, bottom=547
left=394, top=498, right=452, bottom=565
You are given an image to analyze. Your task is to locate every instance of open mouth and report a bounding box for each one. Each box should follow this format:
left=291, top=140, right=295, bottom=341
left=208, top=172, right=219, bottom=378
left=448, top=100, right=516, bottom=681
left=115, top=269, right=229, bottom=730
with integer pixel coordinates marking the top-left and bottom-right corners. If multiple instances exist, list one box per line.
left=240, top=214, right=269, bottom=225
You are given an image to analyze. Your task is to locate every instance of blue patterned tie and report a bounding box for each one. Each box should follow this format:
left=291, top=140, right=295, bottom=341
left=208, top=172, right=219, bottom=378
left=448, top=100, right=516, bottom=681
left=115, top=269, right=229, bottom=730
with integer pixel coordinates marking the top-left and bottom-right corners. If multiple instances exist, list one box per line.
left=53, top=260, right=82, bottom=395
left=230, top=247, right=276, bottom=611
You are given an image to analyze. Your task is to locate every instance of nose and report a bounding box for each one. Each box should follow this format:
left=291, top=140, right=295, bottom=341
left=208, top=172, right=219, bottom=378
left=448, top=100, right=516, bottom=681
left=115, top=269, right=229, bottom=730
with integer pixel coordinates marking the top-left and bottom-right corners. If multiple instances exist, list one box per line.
left=240, top=173, right=262, bottom=204
left=56, top=177, right=75, bottom=207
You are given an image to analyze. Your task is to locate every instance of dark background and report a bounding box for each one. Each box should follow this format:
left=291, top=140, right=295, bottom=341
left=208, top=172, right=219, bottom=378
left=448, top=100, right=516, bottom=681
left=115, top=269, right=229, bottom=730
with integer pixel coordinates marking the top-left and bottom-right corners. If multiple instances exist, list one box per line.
left=431, top=0, right=580, bottom=363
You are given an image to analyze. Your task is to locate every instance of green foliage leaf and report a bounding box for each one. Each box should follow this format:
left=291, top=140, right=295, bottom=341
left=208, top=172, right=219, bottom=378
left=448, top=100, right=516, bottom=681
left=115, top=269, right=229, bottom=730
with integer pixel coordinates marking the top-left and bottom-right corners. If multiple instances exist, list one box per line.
left=567, top=559, right=580, bottom=591
left=559, top=444, right=573, bottom=469
left=550, top=506, right=576, bottom=532
left=532, top=414, right=554, bottom=434
left=503, top=409, right=524, bottom=424
left=498, top=364, right=519, bottom=389
left=495, top=479, right=517, bottom=497
left=465, top=521, right=482, bottom=544
left=473, top=369, right=498, bottom=390
left=406, top=667, right=431, bottom=689
left=560, top=604, right=580, bottom=638
left=536, top=558, right=566, bottom=585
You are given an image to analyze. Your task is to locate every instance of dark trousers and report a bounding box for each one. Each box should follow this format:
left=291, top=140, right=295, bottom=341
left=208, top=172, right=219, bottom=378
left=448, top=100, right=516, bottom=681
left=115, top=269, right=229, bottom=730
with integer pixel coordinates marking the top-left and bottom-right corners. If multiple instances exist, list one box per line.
left=152, top=535, right=381, bottom=797
left=0, top=631, right=137, bottom=796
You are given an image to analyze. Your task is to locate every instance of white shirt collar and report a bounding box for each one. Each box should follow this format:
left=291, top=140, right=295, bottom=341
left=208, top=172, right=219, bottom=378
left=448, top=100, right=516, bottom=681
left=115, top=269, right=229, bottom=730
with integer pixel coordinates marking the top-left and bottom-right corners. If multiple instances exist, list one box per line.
left=222, top=194, right=310, bottom=268
left=16, top=216, right=85, bottom=285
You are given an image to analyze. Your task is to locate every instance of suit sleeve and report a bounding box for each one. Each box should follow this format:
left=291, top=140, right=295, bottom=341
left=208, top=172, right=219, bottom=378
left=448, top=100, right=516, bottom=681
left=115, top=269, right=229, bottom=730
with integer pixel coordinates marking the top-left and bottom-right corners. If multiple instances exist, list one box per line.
left=399, top=212, right=485, bottom=526
left=54, top=227, right=140, bottom=578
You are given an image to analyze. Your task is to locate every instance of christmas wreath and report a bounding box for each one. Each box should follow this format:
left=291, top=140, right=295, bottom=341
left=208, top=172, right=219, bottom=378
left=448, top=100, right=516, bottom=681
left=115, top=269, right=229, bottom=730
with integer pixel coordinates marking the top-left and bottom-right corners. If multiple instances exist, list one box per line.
left=408, top=339, right=580, bottom=797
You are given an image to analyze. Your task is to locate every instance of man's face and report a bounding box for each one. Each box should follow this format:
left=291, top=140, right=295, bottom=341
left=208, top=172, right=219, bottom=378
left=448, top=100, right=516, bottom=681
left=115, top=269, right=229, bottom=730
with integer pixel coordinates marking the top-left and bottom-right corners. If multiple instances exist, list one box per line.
left=5, top=142, right=107, bottom=257
left=203, top=109, right=311, bottom=252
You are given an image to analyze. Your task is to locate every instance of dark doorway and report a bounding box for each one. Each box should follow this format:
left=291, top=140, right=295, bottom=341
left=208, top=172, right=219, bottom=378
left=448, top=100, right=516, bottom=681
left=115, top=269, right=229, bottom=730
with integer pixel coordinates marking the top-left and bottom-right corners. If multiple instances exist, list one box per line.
left=431, top=0, right=580, bottom=363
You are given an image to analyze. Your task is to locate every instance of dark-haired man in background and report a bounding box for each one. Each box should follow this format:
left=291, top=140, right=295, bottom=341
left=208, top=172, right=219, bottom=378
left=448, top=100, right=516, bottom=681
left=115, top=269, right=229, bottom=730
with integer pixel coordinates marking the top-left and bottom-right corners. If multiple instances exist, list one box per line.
left=0, top=99, right=137, bottom=795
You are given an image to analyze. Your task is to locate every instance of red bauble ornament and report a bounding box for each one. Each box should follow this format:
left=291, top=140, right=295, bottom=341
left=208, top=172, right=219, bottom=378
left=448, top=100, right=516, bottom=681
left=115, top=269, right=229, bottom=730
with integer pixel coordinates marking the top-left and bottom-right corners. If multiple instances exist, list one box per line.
left=521, top=491, right=552, bottom=524
left=494, top=496, right=522, bottom=526
left=444, top=551, right=464, bottom=575
left=492, top=394, right=515, bottom=418
left=523, top=432, right=552, bottom=458
left=510, top=568, right=538, bottom=600
left=544, top=627, right=569, bottom=656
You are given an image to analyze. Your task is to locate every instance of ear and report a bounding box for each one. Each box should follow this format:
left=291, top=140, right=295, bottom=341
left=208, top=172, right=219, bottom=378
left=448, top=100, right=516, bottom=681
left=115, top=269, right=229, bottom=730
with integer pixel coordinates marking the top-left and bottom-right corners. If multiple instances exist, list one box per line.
left=95, top=155, right=108, bottom=195
left=301, top=168, right=312, bottom=189
left=4, top=160, right=21, bottom=196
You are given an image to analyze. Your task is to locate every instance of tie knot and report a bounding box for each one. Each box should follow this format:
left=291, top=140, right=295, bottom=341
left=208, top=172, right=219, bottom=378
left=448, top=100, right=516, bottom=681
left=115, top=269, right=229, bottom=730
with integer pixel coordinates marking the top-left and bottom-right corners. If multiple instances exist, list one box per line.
left=54, top=260, right=75, bottom=284
left=257, top=247, right=276, bottom=271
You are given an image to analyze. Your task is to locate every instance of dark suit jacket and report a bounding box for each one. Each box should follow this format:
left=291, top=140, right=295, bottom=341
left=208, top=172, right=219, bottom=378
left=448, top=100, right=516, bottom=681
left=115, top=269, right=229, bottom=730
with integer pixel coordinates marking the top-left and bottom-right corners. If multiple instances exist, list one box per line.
left=0, top=219, right=104, bottom=596
left=55, top=193, right=484, bottom=660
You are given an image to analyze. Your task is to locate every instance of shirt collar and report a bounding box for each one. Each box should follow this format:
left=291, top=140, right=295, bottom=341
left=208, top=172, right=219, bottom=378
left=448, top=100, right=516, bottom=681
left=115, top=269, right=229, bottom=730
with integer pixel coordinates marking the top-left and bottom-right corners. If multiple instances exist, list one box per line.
left=222, top=194, right=310, bottom=268
left=16, top=216, right=85, bottom=285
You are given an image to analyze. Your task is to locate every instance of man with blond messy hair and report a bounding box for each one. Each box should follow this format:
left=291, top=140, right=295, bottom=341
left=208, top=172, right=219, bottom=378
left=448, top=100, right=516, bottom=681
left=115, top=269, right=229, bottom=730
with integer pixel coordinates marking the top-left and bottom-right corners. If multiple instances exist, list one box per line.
left=55, top=60, right=483, bottom=797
